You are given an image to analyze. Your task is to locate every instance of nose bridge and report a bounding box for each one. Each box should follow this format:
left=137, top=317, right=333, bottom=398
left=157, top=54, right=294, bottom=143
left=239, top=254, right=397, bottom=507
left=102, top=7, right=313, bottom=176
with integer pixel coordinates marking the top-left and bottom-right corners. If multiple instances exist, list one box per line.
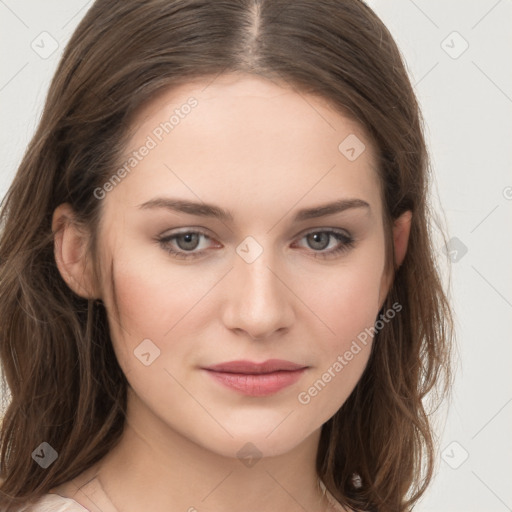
left=223, top=235, right=294, bottom=338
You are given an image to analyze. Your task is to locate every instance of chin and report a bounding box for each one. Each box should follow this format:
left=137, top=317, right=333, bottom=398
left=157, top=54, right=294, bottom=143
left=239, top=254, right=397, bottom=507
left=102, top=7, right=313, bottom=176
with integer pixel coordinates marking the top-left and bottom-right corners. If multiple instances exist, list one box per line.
left=190, top=421, right=316, bottom=461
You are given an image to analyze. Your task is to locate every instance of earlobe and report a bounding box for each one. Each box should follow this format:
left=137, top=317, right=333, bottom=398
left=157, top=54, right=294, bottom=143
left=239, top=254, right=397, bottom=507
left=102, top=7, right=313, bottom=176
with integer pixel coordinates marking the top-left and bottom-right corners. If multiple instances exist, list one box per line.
left=52, top=203, right=97, bottom=299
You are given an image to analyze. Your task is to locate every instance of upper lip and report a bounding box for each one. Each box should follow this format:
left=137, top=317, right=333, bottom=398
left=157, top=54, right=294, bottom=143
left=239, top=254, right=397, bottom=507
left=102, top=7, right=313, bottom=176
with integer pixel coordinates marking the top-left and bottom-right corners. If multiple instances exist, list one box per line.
left=203, top=359, right=308, bottom=374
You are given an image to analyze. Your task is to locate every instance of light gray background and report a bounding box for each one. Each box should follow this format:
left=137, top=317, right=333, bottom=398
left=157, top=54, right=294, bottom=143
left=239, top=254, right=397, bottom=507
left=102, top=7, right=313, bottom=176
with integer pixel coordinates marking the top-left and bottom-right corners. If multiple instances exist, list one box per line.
left=1, top=1, right=511, bottom=511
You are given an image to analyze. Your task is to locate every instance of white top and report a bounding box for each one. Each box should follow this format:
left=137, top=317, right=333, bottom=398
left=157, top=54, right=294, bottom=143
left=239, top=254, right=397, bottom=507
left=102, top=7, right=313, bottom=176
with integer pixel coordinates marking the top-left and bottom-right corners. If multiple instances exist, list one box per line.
left=20, top=474, right=117, bottom=512
left=20, top=493, right=89, bottom=512
left=22, top=479, right=346, bottom=511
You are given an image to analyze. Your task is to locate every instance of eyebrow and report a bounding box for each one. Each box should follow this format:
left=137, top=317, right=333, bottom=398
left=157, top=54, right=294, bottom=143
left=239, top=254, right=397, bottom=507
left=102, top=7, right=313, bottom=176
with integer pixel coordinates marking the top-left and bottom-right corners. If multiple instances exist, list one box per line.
left=138, top=197, right=371, bottom=222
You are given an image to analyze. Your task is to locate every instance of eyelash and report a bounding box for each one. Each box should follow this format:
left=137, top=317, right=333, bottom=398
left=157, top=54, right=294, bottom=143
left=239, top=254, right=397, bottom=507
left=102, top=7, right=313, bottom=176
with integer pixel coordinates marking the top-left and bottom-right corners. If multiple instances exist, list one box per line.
left=157, top=228, right=355, bottom=261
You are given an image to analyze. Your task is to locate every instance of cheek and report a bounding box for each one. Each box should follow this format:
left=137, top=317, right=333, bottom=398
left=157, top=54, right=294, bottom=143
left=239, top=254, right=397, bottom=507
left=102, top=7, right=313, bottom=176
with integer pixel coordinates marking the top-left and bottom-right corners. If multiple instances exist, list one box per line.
left=99, top=247, right=197, bottom=376
left=303, top=254, right=385, bottom=345
left=105, top=245, right=204, bottom=334
left=294, top=255, right=384, bottom=409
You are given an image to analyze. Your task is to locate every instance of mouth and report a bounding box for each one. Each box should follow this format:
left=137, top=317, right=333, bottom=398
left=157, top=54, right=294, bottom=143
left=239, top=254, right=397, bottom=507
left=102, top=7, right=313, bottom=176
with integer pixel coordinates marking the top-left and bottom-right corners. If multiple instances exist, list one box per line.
left=201, top=359, right=309, bottom=397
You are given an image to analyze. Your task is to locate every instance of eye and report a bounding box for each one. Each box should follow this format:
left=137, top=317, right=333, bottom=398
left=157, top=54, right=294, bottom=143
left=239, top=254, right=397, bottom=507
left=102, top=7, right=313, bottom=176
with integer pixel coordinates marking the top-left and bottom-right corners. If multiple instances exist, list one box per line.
left=292, top=229, right=355, bottom=259
left=157, top=230, right=216, bottom=260
left=157, top=228, right=355, bottom=260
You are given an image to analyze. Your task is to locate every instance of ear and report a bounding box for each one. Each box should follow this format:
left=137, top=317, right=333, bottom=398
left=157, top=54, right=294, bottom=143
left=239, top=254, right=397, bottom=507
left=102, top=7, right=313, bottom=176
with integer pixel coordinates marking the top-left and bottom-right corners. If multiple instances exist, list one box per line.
left=393, top=210, right=412, bottom=268
left=378, top=210, right=413, bottom=308
left=52, top=203, right=98, bottom=300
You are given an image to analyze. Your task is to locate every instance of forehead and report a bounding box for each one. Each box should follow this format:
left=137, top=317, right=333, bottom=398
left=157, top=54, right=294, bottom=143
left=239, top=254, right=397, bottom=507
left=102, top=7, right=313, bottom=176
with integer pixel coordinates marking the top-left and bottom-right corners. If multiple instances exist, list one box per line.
left=106, top=73, right=383, bottom=224
left=134, top=73, right=373, bottom=147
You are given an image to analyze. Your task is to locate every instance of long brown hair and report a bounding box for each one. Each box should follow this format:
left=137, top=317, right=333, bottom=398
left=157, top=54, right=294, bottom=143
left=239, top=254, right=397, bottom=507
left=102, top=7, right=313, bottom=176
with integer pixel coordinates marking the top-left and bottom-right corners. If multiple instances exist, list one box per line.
left=0, top=1, right=453, bottom=511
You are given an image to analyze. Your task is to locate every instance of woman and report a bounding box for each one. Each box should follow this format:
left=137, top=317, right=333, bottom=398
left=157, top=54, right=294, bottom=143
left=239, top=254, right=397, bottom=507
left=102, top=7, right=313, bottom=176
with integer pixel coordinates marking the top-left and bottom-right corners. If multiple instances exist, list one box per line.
left=0, top=1, right=453, bottom=511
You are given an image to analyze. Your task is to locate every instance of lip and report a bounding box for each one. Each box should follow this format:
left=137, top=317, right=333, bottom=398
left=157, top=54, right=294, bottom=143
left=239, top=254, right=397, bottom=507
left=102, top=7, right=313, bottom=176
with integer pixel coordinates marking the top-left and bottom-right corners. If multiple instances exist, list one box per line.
left=201, top=359, right=308, bottom=397
left=204, top=359, right=307, bottom=374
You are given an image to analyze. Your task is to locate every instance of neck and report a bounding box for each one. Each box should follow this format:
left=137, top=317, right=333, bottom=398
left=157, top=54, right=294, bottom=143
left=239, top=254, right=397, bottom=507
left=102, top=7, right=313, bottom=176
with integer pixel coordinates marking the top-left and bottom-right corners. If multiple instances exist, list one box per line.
left=83, top=389, right=333, bottom=512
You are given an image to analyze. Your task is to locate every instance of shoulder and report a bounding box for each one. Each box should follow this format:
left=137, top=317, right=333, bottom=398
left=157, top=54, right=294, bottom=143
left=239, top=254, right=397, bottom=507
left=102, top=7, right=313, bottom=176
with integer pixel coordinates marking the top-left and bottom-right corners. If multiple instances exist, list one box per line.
left=18, top=493, right=90, bottom=512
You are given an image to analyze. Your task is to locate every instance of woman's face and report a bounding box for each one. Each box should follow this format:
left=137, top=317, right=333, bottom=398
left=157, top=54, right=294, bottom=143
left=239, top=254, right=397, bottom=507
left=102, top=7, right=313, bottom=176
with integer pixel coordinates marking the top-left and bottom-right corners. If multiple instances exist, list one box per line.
left=94, top=73, right=393, bottom=458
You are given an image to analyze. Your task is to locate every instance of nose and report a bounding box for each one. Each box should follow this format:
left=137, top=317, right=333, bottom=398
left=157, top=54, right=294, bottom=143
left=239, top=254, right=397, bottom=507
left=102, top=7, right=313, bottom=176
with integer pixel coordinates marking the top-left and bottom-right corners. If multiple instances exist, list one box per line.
left=221, top=248, right=295, bottom=341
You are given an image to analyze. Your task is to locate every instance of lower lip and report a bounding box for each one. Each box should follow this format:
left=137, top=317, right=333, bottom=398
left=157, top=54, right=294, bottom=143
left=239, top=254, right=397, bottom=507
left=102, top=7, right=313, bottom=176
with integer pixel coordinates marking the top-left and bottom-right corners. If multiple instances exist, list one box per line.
left=203, top=368, right=307, bottom=397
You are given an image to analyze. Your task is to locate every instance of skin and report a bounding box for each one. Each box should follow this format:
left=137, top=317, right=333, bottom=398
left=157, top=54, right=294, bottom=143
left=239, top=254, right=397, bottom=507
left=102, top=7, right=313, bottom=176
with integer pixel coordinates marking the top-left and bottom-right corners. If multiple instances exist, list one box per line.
left=52, top=73, right=412, bottom=512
